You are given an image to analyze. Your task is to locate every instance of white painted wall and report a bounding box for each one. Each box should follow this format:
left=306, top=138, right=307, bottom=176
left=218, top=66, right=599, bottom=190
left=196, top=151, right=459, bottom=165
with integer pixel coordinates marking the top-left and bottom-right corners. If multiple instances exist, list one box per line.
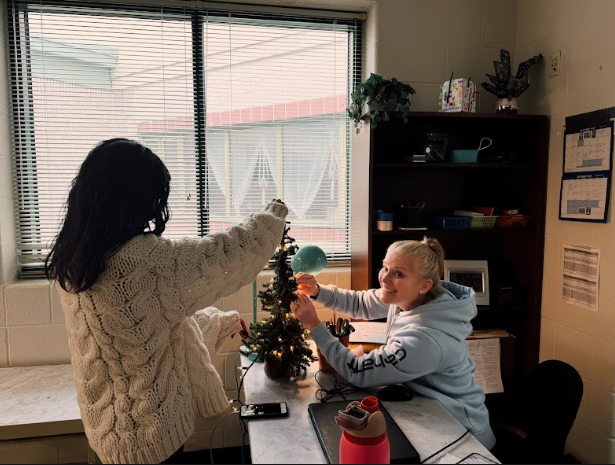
left=515, top=1, right=615, bottom=463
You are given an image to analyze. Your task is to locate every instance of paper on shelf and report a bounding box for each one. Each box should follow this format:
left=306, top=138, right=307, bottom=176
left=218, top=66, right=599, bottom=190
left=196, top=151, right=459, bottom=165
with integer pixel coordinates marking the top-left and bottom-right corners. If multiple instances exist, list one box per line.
left=467, top=328, right=510, bottom=339
left=467, top=338, right=504, bottom=394
left=349, top=322, right=387, bottom=344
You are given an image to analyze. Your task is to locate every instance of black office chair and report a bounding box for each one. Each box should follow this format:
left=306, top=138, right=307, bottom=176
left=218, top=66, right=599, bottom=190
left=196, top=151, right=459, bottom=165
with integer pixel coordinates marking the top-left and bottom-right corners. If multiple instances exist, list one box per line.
left=492, top=360, right=583, bottom=464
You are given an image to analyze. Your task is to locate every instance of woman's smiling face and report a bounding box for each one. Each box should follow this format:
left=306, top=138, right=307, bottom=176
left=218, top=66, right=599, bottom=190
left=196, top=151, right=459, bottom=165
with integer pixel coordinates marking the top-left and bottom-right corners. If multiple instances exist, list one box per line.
left=378, top=250, right=432, bottom=311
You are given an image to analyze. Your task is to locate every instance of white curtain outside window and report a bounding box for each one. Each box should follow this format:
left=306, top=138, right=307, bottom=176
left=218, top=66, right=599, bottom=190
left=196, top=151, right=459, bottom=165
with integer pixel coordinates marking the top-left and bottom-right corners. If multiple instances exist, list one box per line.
left=267, top=122, right=333, bottom=219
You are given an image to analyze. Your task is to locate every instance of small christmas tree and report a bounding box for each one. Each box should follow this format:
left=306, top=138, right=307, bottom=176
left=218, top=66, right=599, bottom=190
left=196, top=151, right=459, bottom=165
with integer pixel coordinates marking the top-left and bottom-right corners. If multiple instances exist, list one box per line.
left=242, top=224, right=316, bottom=379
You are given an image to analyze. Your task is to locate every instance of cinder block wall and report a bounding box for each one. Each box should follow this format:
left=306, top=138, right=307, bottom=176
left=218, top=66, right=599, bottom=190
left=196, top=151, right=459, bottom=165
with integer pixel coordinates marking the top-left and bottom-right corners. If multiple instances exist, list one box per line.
left=515, top=1, right=615, bottom=463
left=371, top=0, right=516, bottom=113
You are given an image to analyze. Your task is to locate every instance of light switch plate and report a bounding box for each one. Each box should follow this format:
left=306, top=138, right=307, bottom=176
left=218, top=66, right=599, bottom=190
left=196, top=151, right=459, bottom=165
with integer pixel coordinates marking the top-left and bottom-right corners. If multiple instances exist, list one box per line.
left=550, top=50, right=561, bottom=77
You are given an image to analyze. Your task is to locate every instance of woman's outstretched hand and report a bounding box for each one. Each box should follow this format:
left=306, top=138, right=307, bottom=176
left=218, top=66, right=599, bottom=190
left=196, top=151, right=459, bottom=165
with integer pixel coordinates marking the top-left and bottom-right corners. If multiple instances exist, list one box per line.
left=290, top=293, right=321, bottom=331
left=232, top=318, right=249, bottom=339
left=295, top=272, right=320, bottom=297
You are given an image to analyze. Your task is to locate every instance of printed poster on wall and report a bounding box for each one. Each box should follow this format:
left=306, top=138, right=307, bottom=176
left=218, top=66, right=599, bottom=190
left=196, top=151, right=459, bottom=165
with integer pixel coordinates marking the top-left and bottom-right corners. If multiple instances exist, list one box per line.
left=562, top=244, right=600, bottom=311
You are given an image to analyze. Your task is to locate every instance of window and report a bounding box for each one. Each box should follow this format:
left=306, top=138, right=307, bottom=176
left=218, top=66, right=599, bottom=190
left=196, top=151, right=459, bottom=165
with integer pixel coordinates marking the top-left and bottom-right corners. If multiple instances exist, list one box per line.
left=8, top=1, right=362, bottom=277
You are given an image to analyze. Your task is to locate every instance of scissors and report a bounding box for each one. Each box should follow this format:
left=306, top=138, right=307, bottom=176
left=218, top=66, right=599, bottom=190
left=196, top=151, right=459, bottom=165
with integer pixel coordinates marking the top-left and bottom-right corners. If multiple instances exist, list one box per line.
left=336, top=318, right=344, bottom=337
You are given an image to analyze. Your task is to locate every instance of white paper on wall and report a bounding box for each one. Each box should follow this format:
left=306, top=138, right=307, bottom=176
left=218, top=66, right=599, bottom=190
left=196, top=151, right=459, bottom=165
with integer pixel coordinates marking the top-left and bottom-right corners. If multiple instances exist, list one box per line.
left=562, top=243, right=600, bottom=311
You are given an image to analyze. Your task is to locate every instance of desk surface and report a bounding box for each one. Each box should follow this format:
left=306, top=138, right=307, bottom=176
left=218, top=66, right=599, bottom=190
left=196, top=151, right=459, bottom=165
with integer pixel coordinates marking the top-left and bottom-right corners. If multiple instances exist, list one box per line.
left=241, top=350, right=499, bottom=464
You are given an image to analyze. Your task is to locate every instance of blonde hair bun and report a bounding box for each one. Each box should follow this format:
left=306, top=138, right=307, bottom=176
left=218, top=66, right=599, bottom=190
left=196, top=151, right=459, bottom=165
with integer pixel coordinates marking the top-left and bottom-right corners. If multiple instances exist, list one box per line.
left=421, top=237, right=445, bottom=278
left=388, top=237, right=446, bottom=288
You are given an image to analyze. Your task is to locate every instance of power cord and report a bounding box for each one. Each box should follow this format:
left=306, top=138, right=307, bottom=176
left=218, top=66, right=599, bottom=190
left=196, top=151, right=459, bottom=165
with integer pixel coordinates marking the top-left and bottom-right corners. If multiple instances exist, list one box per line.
left=209, top=411, right=241, bottom=465
left=419, top=430, right=471, bottom=464
left=233, top=352, right=259, bottom=464
left=314, top=370, right=361, bottom=402
left=233, top=353, right=246, bottom=465
left=237, top=354, right=258, bottom=402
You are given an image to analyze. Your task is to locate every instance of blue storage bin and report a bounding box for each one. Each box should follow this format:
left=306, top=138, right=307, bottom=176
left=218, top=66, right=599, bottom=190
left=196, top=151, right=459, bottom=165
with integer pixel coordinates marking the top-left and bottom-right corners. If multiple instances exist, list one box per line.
left=428, top=215, right=472, bottom=230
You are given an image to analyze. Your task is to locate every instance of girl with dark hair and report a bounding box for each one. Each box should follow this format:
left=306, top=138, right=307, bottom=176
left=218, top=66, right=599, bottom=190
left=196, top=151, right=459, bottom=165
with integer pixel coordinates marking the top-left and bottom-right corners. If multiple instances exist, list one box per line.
left=291, top=237, right=496, bottom=450
left=46, top=138, right=288, bottom=464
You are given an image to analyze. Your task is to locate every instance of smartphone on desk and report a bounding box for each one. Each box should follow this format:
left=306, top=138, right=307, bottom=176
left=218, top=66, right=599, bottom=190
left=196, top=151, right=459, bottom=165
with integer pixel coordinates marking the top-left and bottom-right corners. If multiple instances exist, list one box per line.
left=239, top=402, right=288, bottom=420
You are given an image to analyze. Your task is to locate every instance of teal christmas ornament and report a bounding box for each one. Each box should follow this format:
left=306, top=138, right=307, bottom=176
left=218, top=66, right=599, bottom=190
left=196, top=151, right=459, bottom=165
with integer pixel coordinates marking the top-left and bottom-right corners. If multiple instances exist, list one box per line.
left=291, top=245, right=327, bottom=275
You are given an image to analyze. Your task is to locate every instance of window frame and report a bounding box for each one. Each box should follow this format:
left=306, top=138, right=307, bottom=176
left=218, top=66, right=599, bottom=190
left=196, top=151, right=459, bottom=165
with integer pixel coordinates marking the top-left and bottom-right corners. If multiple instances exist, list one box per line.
left=7, top=0, right=362, bottom=278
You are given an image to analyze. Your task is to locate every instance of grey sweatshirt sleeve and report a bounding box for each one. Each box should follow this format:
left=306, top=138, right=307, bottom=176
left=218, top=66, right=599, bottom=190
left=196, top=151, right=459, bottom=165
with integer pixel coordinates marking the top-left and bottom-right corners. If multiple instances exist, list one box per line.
left=313, top=284, right=389, bottom=320
left=311, top=323, right=444, bottom=388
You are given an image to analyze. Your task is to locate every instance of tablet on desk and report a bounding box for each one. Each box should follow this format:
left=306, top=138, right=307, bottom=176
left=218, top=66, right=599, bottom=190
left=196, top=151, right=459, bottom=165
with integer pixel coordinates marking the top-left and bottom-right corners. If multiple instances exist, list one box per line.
left=308, top=400, right=420, bottom=464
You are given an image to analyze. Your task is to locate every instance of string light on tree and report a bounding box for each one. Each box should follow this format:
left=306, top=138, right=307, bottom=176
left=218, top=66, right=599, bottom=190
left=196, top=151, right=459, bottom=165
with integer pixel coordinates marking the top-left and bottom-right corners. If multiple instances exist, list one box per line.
left=241, top=224, right=316, bottom=379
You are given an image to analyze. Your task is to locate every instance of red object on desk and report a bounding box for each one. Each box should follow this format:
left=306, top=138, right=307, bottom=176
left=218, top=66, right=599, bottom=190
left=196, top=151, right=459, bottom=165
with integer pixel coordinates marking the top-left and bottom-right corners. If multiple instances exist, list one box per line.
left=360, top=396, right=379, bottom=414
left=339, top=397, right=390, bottom=464
left=317, top=335, right=349, bottom=374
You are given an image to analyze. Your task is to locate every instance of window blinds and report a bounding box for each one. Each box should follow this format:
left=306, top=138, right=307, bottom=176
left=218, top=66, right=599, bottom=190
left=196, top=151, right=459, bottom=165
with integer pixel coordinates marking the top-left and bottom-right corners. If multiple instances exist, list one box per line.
left=7, top=1, right=361, bottom=278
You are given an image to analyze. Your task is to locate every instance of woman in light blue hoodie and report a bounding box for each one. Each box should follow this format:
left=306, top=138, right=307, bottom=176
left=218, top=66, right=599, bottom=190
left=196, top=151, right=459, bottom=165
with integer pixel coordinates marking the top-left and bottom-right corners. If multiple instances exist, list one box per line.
left=291, top=237, right=496, bottom=450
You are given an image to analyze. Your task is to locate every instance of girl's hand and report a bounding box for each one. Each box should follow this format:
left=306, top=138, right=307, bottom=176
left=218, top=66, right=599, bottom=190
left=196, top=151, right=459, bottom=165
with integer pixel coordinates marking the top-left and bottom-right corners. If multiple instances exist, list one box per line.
left=291, top=293, right=321, bottom=331
left=239, top=319, right=249, bottom=338
left=296, top=272, right=320, bottom=297
left=232, top=319, right=249, bottom=339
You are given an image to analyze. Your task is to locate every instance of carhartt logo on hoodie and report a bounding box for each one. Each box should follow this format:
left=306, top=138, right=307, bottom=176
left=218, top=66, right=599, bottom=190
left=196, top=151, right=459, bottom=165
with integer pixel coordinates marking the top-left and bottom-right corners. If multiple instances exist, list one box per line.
left=347, top=348, right=407, bottom=373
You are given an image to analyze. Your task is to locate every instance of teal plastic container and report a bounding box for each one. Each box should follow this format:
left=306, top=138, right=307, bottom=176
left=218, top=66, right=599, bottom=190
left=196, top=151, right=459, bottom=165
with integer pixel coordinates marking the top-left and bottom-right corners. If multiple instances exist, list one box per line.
left=450, top=137, right=492, bottom=163
left=451, top=149, right=478, bottom=163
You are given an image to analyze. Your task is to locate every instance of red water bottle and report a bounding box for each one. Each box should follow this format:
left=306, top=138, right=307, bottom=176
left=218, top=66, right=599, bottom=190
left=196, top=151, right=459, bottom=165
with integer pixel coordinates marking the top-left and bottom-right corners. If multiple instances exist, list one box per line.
left=360, top=396, right=379, bottom=413
left=336, top=396, right=390, bottom=464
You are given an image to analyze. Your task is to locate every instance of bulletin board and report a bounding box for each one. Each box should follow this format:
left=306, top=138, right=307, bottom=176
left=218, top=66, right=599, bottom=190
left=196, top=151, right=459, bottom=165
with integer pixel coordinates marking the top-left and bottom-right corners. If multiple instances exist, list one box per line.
left=560, top=109, right=615, bottom=223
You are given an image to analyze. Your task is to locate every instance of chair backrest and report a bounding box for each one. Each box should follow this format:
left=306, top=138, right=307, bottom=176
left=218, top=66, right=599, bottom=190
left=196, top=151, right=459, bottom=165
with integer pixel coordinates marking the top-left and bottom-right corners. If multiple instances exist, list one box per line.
left=522, top=360, right=583, bottom=456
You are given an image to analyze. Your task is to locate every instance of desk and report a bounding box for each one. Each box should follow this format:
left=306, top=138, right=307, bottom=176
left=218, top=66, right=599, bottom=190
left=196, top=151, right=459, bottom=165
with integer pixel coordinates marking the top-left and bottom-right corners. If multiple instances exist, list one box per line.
left=241, top=350, right=499, bottom=464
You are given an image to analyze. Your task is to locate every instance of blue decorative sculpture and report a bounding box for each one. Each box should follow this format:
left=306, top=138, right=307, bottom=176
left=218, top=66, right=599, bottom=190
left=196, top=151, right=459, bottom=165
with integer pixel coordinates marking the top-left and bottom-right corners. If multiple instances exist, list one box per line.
left=291, top=245, right=327, bottom=275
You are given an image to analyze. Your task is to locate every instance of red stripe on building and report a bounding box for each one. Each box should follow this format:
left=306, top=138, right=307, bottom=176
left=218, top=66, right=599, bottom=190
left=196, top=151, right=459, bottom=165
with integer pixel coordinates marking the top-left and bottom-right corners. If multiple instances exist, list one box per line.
left=137, top=95, right=347, bottom=133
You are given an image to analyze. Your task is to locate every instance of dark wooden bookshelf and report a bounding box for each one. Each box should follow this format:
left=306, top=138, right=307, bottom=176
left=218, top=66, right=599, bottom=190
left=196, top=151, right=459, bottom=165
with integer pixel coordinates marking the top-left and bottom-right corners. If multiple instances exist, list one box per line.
left=373, top=162, right=535, bottom=169
left=351, top=112, right=549, bottom=389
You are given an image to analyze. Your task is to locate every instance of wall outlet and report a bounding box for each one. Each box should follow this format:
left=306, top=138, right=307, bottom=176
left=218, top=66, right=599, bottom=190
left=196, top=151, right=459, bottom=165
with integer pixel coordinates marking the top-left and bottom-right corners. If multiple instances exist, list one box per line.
left=549, top=50, right=561, bottom=77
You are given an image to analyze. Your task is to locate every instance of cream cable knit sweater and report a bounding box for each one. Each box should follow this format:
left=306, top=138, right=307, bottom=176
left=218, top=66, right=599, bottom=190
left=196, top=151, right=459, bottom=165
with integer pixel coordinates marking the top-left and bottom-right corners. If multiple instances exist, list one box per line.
left=58, top=202, right=287, bottom=464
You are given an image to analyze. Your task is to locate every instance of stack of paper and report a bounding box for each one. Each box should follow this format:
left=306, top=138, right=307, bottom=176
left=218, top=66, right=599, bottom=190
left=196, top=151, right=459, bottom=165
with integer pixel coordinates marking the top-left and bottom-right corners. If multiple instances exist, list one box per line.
left=467, top=338, right=504, bottom=394
left=467, top=329, right=510, bottom=339
left=454, top=210, right=484, bottom=217
left=349, top=322, right=387, bottom=344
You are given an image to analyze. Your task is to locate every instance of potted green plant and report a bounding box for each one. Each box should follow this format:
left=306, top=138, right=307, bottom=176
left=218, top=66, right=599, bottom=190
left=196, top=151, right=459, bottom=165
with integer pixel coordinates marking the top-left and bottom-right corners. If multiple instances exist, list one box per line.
left=481, top=49, right=542, bottom=113
left=348, top=73, right=415, bottom=133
